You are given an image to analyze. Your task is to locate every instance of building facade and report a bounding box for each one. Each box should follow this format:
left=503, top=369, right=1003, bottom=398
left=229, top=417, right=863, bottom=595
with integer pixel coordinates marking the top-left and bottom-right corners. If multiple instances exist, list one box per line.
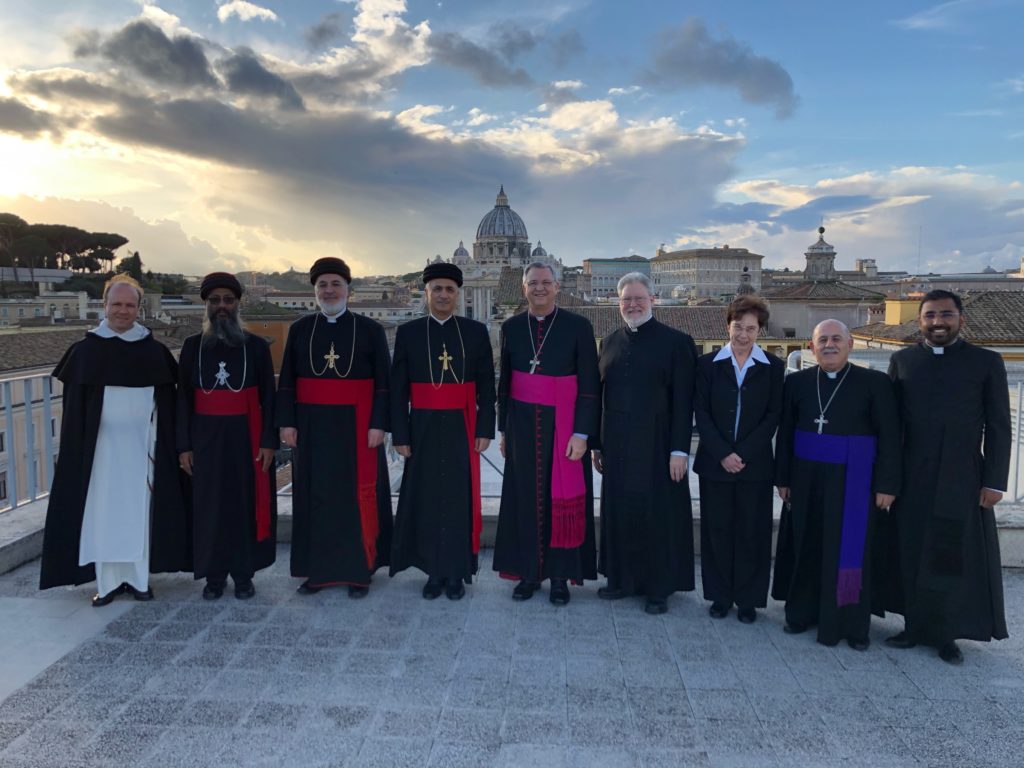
left=650, top=245, right=764, bottom=299
left=582, top=255, right=650, bottom=298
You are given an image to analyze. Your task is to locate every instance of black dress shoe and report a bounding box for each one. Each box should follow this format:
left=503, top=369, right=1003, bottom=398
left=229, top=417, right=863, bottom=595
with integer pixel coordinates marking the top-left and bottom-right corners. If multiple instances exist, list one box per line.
left=597, top=585, right=626, bottom=600
left=129, top=586, right=154, bottom=601
left=644, top=598, right=668, bottom=615
left=708, top=602, right=730, bottom=619
left=422, top=578, right=444, bottom=600
left=884, top=630, right=917, bottom=649
left=737, top=607, right=756, bottom=624
left=91, top=583, right=127, bottom=607
left=446, top=581, right=466, bottom=601
left=938, top=642, right=964, bottom=665
left=348, top=585, right=369, bottom=599
left=203, top=582, right=225, bottom=600
left=234, top=581, right=256, bottom=600
left=783, top=620, right=807, bottom=635
left=847, top=637, right=870, bottom=652
left=296, top=581, right=321, bottom=595
left=512, top=580, right=540, bottom=601
left=549, top=579, right=570, bottom=606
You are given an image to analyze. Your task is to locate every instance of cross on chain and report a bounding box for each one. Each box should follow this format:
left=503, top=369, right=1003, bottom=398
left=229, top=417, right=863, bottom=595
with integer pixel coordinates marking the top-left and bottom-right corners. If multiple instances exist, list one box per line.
left=438, top=346, right=454, bottom=372
left=324, top=342, right=340, bottom=370
left=529, top=357, right=541, bottom=374
left=814, top=414, right=828, bottom=434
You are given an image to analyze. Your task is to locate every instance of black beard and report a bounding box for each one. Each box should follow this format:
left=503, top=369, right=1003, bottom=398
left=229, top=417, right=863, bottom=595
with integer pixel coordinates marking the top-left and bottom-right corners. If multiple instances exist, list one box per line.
left=202, top=311, right=245, bottom=347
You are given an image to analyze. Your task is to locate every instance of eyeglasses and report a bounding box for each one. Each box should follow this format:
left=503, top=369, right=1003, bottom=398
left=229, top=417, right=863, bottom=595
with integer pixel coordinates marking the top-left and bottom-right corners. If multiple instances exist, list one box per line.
left=921, top=311, right=959, bottom=321
left=619, top=296, right=650, bottom=305
left=730, top=324, right=759, bottom=334
left=526, top=280, right=555, bottom=288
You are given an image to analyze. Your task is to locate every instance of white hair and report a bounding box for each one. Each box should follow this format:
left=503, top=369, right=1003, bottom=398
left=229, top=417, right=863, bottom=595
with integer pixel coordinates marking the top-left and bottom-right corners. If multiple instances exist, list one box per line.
left=617, top=272, right=654, bottom=296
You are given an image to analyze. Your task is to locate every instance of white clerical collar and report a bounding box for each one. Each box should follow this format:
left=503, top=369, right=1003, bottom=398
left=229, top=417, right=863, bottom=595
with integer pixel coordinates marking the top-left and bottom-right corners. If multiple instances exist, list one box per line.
left=714, top=343, right=769, bottom=365
left=430, top=312, right=453, bottom=325
left=530, top=307, right=557, bottom=321
left=322, top=308, right=347, bottom=324
left=90, top=319, right=150, bottom=342
left=924, top=337, right=961, bottom=355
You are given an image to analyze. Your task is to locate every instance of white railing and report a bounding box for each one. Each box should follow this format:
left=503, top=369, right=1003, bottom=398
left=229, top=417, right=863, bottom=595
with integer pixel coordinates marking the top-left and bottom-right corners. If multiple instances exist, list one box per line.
left=0, top=372, right=57, bottom=512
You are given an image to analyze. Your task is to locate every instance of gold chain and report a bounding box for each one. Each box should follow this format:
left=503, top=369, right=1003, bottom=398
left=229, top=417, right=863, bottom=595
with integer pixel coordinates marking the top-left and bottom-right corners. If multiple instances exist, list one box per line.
left=308, top=312, right=356, bottom=378
left=427, top=316, right=466, bottom=389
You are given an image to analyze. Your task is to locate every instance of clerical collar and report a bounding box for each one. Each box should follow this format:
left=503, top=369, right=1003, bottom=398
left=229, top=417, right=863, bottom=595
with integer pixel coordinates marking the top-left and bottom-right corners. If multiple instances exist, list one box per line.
left=626, top=314, right=653, bottom=332
left=924, top=337, right=961, bottom=355
left=90, top=320, right=150, bottom=342
left=430, top=312, right=453, bottom=325
left=822, top=364, right=848, bottom=380
left=322, top=308, right=347, bottom=324
left=530, top=307, right=557, bottom=321
left=714, top=343, right=769, bottom=364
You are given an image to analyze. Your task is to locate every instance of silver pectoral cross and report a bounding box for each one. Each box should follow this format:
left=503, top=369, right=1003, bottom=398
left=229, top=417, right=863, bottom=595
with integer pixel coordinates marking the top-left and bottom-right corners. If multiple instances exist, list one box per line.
left=814, top=414, right=828, bottom=434
left=214, top=361, right=230, bottom=387
left=529, top=357, right=540, bottom=374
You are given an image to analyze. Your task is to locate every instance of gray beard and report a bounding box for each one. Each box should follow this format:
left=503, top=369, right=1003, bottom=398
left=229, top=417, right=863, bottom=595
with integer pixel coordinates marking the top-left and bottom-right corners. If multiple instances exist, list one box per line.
left=202, top=313, right=246, bottom=347
left=625, top=310, right=653, bottom=330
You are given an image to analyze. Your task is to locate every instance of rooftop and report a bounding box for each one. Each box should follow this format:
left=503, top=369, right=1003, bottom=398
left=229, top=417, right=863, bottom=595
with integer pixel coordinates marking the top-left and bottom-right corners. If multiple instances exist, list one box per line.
left=763, top=281, right=885, bottom=300
left=0, top=325, right=183, bottom=375
left=853, top=291, right=1024, bottom=345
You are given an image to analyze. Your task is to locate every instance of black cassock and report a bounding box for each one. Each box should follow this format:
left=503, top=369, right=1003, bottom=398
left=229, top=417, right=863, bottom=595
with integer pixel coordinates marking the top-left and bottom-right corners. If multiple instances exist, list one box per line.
left=389, top=316, right=495, bottom=584
left=176, top=332, right=278, bottom=582
left=772, top=364, right=900, bottom=645
left=693, top=348, right=785, bottom=610
left=277, top=311, right=392, bottom=587
left=40, top=332, right=191, bottom=589
left=494, top=308, right=600, bottom=583
left=886, top=340, right=1009, bottom=645
left=597, top=318, right=697, bottom=599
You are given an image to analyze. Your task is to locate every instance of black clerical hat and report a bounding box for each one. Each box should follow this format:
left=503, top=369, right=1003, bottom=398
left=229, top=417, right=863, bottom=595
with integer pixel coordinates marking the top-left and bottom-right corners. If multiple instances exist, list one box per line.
left=423, top=262, right=463, bottom=287
left=309, top=257, right=352, bottom=285
left=200, top=272, right=243, bottom=300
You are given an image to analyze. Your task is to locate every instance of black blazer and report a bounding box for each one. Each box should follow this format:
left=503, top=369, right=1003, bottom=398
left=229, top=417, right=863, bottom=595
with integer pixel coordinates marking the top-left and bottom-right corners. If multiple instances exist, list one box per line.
left=692, top=349, right=784, bottom=483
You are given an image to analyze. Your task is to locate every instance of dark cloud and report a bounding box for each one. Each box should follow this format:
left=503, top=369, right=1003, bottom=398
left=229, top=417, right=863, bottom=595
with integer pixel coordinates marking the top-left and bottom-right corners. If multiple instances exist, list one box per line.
left=773, top=195, right=883, bottom=229
left=551, top=30, right=585, bottom=68
left=95, top=20, right=219, bottom=89
left=67, top=28, right=102, bottom=57
left=703, top=201, right=781, bottom=225
left=10, top=71, right=129, bottom=107
left=429, top=32, right=534, bottom=87
left=304, top=12, right=349, bottom=50
left=643, top=19, right=797, bottom=118
left=218, top=49, right=304, bottom=111
left=490, top=22, right=539, bottom=62
left=0, top=98, right=60, bottom=138
left=542, top=82, right=584, bottom=107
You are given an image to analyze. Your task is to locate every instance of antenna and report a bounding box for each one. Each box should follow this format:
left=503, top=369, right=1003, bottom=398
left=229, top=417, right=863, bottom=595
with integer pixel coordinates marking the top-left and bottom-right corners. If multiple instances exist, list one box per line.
left=917, top=226, right=922, bottom=274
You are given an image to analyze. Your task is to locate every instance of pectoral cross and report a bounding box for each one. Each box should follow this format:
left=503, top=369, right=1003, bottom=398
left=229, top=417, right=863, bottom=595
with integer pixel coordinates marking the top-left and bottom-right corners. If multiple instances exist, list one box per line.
left=324, top=342, right=339, bottom=370
left=529, top=357, right=540, bottom=374
left=814, top=414, right=828, bottom=434
left=214, top=361, right=230, bottom=387
left=438, top=346, right=453, bottom=372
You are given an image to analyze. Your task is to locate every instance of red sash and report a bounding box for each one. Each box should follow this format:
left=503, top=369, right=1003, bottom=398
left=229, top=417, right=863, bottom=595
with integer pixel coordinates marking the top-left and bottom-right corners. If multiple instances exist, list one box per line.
left=510, top=370, right=586, bottom=549
left=296, top=377, right=379, bottom=568
left=193, top=387, right=271, bottom=542
left=409, top=382, right=481, bottom=554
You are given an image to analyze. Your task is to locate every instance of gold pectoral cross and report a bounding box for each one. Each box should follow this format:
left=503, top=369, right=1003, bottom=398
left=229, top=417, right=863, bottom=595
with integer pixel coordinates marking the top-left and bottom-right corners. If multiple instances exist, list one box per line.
left=438, top=346, right=454, bottom=372
left=324, top=342, right=340, bottom=370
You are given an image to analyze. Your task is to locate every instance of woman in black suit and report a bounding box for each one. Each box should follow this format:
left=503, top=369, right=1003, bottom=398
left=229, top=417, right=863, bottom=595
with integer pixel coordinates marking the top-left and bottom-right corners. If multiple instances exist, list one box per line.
left=693, top=295, right=784, bottom=623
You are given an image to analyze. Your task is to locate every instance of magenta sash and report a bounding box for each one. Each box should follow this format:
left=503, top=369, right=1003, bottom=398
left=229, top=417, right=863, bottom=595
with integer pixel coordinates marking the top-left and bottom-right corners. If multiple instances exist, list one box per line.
left=510, top=370, right=586, bottom=549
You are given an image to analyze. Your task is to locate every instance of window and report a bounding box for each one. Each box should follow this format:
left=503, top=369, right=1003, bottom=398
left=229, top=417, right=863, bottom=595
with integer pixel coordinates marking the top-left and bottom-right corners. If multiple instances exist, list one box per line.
left=0, top=471, right=6, bottom=501
left=784, top=328, right=796, bottom=339
left=51, top=418, right=57, bottom=437
left=0, top=430, right=4, bottom=451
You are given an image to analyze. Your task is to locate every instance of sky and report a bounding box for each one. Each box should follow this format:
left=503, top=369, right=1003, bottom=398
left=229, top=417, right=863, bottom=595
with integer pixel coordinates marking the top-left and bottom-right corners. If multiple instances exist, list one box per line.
left=0, top=0, right=1022, bottom=278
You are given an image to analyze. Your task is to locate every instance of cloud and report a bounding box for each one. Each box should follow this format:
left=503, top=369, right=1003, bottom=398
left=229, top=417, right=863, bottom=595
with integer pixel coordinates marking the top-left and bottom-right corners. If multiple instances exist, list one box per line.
left=542, top=80, right=585, bottom=107
left=643, top=18, right=798, bottom=119
left=466, top=107, right=496, bottom=126
left=217, top=1, right=279, bottom=24
left=429, top=31, right=534, bottom=87
left=92, top=20, right=219, bottom=89
left=608, top=85, right=641, bottom=97
left=0, top=98, right=60, bottom=138
left=892, top=0, right=976, bottom=30
left=305, top=12, right=348, bottom=50
left=218, top=49, right=305, bottom=110
left=490, top=22, right=539, bottom=62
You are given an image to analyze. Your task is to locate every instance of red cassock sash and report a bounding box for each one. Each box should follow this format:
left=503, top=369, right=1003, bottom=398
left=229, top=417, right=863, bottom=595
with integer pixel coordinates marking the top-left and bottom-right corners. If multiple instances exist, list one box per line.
left=193, top=387, right=271, bottom=542
left=295, top=377, right=379, bottom=568
left=409, top=382, right=481, bottom=554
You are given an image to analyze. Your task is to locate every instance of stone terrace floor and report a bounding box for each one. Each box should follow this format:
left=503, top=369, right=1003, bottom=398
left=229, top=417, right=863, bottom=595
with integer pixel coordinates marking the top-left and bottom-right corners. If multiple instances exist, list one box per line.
left=0, top=549, right=1022, bottom=768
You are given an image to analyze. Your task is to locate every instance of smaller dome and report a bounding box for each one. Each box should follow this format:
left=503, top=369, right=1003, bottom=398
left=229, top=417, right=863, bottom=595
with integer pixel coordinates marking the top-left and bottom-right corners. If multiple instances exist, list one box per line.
left=807, top=226, right=835, bottom=253
left=453, top=240, right=469, bottom=259
left=531, top=241, right=548, bottom=259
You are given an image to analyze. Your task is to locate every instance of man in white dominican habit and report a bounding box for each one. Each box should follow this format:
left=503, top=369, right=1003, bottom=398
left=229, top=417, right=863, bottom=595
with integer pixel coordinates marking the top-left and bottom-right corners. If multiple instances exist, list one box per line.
left=772, top=319, right=900, bottom=650
left=40, top=274, right=191, bottom=605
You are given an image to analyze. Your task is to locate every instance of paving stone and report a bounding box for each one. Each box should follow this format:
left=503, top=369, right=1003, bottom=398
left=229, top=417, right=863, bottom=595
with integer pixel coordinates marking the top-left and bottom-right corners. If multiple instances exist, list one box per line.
left=79, top=723, right=165, bottom=764
left=149, top=622, right=207, bottom=643
left=636, top=747, right=712, bottom=767
left=353, top=736, right=432, bottom=768
left=568, top=713, right=635, bottom=746
left=104, top=619, right=159, bottom=641
left=501, top=710, right=568, bottom=745
left=497, top=743, right=568, bottom=768
left=249, top=624, right=307, bottom=647
left=0, top=687, right=69, bottom=721
left=0, top=721, right=29, bottom=751
left=371, top=706, right=438, bottom=739
left=3, top=721, right=92, bottom=764
left=427, top=741, right=501, bottom=768
left=176, top=698, right=250, bottom=728
left=435, top=707, right=503, bottom=745
left=119, top=695, right=188, bottom=725
left=567, top=683, right=629, bottom=716
left=505, top=682, right=566, bottom=713
left=566, top=745, right=639, bottom=767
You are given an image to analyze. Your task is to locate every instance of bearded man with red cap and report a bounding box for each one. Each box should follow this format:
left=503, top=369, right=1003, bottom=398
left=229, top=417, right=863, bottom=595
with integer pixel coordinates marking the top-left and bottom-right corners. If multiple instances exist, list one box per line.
left=277, top=258, right=392, bottom=597
left=176, top=272, right=278, bottom=600
left=390, top=262, right=495, bottom=600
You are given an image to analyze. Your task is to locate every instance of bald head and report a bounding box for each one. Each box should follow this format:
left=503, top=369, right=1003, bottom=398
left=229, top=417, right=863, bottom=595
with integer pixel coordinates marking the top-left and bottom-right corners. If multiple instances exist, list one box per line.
left=810, top=319, right=853, bottom=372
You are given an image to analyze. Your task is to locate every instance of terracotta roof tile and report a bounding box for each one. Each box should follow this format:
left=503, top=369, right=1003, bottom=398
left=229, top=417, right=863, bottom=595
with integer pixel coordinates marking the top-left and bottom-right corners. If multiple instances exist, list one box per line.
left=0, top=325, right=183, bottom=374
left=851, top=291, right=1024, bottom=344
left=763, top=281, right=885, bottom=300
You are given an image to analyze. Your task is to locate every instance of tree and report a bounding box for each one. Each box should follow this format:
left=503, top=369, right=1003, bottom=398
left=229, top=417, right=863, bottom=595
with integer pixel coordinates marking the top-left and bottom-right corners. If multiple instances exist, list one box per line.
left=0, top=213, right=29, bottom=291
left=117, top=251, right=144, bottom=281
